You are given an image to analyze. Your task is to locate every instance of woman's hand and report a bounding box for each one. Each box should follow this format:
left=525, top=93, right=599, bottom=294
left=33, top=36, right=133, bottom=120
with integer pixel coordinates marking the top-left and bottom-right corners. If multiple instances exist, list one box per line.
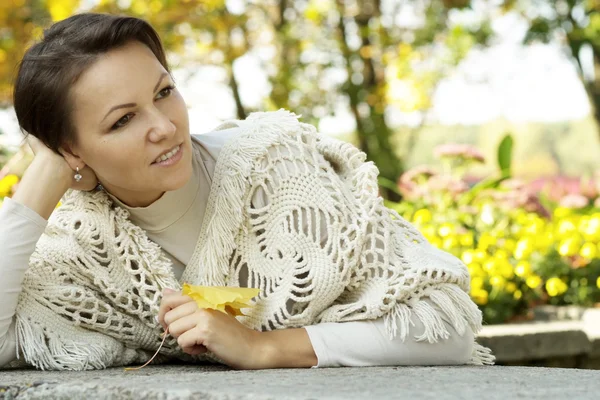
left=157, top=288, right=268, bottom=370
left=26, top=135, right=98, bottom=191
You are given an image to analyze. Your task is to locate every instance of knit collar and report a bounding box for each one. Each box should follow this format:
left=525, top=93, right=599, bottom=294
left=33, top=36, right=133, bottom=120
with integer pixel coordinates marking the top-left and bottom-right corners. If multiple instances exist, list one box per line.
left=106, top=145, right=202, bottom=233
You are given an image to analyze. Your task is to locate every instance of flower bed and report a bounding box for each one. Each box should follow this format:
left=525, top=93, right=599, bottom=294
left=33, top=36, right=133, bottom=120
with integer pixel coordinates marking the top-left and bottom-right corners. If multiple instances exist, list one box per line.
left=385, top=138, right=600, bottom=324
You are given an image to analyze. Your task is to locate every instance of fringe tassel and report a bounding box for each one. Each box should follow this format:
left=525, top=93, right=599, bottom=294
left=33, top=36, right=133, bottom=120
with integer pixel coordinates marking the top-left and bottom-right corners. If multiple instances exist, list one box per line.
left=428, top=286, right=467, bottom=336
left=16, top=315, right=109, bottom=371
left=439, top=284, right=483, bottom=333
left=411, top=300, right=450, bottom=342
left=384, top=302, right=414, bottom=341
left=469, top=342, right=496, bottom=366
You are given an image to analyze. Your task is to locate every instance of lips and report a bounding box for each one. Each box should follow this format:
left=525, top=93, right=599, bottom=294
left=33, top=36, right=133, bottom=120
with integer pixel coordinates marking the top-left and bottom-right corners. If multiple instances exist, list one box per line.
left=152, top=143, right=182, bottom=164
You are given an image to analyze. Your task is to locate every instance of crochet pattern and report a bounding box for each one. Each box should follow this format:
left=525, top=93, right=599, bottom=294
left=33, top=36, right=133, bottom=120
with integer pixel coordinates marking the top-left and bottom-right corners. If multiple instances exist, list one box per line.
left=14, top=109, right=493, bottom=370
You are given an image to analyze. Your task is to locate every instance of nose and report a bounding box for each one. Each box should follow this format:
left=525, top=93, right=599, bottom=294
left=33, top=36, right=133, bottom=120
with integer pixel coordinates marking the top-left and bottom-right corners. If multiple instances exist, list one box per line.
left=147, top=107, right=176, bottom=143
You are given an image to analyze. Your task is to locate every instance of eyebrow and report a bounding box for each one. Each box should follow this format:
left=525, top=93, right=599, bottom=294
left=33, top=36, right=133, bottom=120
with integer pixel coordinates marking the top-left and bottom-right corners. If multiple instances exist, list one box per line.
left=101, top=72, right=169, bottom=123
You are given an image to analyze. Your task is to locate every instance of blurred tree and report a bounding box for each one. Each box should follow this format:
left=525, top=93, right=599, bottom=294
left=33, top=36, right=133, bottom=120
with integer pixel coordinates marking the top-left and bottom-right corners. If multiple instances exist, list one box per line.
left=0, top=0, right=491, bottom=198
left=508, top=0, right=600, bottom=131
left=0, top=1, right=53, bottom=106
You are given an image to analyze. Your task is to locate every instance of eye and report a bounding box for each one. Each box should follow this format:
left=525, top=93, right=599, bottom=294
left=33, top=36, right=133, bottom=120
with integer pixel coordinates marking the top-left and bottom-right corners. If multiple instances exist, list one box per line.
left=111, top=113, right=134, bottom=130
left=156, top=85, right=175, bottom=100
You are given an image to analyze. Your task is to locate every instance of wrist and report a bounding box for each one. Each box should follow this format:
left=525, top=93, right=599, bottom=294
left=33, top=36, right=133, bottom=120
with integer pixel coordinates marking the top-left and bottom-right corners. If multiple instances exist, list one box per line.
left=34, top=154, right=73, bottom=189
left=12, top=156, right=71, bottom=220
left=254, top=328, right=317, bottom=369
left=253, top=330, right=278, bottom=369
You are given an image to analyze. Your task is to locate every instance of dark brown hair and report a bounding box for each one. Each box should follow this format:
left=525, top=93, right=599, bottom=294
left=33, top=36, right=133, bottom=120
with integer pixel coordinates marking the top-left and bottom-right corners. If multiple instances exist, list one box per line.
left=13, top=13, right=170, bottom=153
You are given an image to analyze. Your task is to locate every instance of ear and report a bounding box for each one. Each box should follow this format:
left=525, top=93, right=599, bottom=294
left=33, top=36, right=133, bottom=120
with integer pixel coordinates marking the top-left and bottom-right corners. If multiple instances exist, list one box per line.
left=58, top=142, right=86, bottom=172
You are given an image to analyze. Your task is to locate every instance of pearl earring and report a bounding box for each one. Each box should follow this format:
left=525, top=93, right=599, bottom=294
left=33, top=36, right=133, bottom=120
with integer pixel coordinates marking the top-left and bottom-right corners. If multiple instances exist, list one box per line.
left=74, top=167, right=82, bottom=182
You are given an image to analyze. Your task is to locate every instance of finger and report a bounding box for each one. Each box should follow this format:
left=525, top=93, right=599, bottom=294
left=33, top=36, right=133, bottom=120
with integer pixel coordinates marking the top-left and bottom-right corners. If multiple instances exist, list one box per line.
left=182, top=345, right=208, bottom=356
left=157, top=294, right=193, bottom=328
left=164, top=302, right=198, bottom=331
left=167, top=311, right=204, bottom=338
left=177, top=326, right=206, bottom=350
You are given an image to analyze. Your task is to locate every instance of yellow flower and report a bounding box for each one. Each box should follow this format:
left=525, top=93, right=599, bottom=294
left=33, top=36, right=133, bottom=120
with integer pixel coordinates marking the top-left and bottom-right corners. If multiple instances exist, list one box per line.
left=490, top=275, right=506, bottom=289
left=442, top=236, right=459, bottom=250
left=596, top=276, right=600, bottom=289
left=471, top=289, right=488, bottom=305
left=558, top=237, right=582, bottom=257
left=545, top=277, right=568, bottom=297
left=0, top=174, right=19, bottom=197
left=413, top=209, right=432, bottom=224
left=429, top=236, right=442, bottom=249
left=471, top=276, right=484, bottom=290
left=501, top=238, right=516, bottom=253
left=497, top=259, right=514, bottom=279
left=513, top=290, right=522, bottom=300
left=483, top=259, right=496, bottom=273
left=461, top=250, right=474, bottom=264
left=579, top=242, right=597, bottom=259
left=553, top=207, right=572, bottom=219
left=514, top=237, right=533, bottom=260
left=420, top=224, right=436, bottom=239
left=514, top=261, right=532, bottom=278
left=459, top=232, right=474, bottom=247
left=556, top=219, right=577, bottom=238
left=526, top=275, right=542, bottom=289
left=478, top=232, right=496, bottom=251
left=506, top=282, right=517, bottom=293
left=468, top=262, right=483, bottom=277
left=438, top=223, right=454, bottom=238
left=523, top=217, right=545, bottom=235
left=473, top=249, right=487, bottom=262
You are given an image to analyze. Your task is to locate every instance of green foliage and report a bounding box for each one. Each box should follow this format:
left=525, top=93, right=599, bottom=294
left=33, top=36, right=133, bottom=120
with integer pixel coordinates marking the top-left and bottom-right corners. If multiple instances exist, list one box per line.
left=497, top=134, right=513, bottom=176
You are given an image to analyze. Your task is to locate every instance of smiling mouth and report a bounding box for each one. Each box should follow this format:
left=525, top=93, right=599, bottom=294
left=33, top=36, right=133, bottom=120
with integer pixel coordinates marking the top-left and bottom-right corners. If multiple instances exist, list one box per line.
left=152, top=144, right=182, bottom=164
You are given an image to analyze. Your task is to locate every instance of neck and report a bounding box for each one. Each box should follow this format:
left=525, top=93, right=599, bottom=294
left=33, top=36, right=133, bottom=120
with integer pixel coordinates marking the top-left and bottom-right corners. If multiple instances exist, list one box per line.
left=101, top=184, right=166, bottom=208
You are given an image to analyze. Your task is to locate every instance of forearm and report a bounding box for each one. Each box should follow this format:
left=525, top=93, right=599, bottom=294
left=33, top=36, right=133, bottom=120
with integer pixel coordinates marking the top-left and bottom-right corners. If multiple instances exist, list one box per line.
left=0, top=197, right=49, bottom=368
left=259, top=327, right=317, bottom=368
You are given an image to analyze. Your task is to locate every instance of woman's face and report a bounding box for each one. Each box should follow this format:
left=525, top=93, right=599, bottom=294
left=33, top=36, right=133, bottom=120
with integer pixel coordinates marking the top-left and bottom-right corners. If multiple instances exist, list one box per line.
left=66, top=40, right=192, bottom=207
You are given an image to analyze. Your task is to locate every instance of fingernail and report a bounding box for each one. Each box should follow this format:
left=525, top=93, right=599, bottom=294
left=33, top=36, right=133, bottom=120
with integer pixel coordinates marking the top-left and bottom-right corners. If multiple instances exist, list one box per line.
left=154, top=316, right=159, bottom=324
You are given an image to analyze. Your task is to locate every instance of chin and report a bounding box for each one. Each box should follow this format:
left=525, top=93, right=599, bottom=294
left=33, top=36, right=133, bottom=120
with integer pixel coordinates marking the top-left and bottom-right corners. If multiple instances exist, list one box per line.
left=164, top=155, right=193, bottom=191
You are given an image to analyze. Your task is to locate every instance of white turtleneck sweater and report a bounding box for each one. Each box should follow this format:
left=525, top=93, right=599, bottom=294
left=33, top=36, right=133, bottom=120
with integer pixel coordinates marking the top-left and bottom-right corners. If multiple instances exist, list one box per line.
left=0, top=127, right=473, bottom=369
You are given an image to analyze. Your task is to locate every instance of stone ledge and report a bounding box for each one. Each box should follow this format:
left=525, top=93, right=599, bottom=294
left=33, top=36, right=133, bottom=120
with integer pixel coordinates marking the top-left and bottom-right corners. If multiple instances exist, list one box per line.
left=478, top=308, right=600, bottom=367
left=1, top=365, right=599, bottom=399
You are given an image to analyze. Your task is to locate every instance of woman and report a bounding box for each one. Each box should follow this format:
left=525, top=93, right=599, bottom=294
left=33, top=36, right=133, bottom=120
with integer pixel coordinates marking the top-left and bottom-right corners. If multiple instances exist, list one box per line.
left=0, top=13, right=493, bottom=370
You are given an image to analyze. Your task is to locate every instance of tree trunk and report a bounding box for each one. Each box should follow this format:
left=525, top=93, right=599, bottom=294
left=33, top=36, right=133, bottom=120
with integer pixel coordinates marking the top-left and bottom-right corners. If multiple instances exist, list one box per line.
left=268, top=0, right=294, bottom=110
left=585, top=51, right=600, bottom=131
left=336, top=0, right=403, bottom=200
left=227, top=62, right=247, bottom=120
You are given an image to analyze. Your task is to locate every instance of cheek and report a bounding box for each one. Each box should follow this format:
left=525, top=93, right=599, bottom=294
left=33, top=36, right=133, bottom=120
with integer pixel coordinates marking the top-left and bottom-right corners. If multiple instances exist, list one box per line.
left=88, top=138, right=146, bottom=178
left=170, top=92, right=189, bottom=126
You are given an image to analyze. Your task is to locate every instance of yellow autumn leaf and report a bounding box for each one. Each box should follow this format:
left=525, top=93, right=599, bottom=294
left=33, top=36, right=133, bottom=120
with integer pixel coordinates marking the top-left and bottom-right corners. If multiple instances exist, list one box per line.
left=182, top=283, right=260, bottom=316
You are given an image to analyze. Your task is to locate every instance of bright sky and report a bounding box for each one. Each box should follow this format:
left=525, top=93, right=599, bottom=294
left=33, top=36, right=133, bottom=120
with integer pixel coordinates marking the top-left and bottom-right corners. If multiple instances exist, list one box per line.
left=0, top=8, right=592, bottom=147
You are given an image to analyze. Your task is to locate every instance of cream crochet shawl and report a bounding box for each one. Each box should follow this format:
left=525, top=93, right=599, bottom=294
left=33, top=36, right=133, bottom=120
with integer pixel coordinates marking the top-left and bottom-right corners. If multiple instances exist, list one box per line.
left=13, top=109, right=494, bottom=370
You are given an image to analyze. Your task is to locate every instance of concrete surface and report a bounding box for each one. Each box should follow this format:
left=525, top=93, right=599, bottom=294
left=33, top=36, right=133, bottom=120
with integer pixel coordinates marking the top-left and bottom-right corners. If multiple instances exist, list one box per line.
left=478, top=308, right=600, bottom=365
left=1, top=365, right=599, bottom=399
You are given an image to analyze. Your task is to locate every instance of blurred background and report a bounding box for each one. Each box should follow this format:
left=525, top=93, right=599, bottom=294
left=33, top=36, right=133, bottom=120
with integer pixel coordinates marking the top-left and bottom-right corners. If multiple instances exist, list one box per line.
left=0, top=0, right=599, bottom=362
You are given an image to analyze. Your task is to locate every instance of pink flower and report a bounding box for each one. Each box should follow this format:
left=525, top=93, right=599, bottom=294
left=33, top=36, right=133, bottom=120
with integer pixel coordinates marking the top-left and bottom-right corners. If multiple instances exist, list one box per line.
left=433, top=144, right=485, bottom=163
left=527, top=176, right=583, bottom=202
left=559, top=194, right=589, bottom=209
left=426, top=174, right=468, bottom=195
left=397, top=165, right=438, bottom=200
